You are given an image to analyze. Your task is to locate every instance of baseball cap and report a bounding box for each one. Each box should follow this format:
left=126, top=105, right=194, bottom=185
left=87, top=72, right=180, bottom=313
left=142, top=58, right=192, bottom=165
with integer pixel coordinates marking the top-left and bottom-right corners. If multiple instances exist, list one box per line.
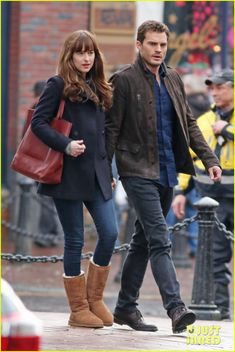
left=205, top=69, right=234, bottom=86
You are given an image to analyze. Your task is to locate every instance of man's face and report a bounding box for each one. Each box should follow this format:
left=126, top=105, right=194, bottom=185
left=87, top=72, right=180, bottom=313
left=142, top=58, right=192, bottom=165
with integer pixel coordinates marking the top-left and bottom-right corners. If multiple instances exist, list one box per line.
left=136, top=31, right=168, bottom=70
left=208, top=83, right=234, bottom=109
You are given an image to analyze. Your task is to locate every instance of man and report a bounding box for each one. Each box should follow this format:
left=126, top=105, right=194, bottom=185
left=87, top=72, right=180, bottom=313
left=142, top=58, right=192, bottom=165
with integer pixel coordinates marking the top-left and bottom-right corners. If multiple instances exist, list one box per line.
left=172, top=69, right=234, bottom=320
left=105, top=20, right=221, bottom=333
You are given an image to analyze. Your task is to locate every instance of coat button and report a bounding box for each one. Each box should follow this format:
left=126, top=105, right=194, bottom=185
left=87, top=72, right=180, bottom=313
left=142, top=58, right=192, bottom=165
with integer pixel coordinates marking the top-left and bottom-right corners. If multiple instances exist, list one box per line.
left=102, top=130, right=105, bottom=134
left=74, top=131, right=78, bottom=136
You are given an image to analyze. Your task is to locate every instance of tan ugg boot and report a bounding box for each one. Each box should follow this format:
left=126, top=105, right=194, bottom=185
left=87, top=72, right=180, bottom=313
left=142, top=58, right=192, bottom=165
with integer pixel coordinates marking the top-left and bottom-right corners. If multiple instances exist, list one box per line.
left=63, top=273, right=103, bottom=328
left=87, top=259, right=113, bottom=326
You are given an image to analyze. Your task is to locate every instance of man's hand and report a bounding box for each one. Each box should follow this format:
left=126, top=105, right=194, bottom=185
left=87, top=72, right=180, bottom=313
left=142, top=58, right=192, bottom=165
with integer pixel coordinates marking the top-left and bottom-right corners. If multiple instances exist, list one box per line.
left=172, top=194, right=187, bottom=219
left=208, top=166, right=222, bottom=182
left=212, top=120, right=228, bottom=134
left=111, top=178, right=117, bottom=190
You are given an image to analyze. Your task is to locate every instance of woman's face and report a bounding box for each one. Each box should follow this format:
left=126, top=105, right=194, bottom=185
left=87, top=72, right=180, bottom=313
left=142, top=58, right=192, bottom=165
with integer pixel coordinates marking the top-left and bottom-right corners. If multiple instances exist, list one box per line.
left=72, top=46, right=95, bottom=78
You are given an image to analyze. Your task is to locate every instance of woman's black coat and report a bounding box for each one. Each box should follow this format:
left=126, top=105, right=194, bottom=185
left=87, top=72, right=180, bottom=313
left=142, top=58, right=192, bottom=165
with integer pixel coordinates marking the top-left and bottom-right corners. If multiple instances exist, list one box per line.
left=31, top=75, right=112, bottom=201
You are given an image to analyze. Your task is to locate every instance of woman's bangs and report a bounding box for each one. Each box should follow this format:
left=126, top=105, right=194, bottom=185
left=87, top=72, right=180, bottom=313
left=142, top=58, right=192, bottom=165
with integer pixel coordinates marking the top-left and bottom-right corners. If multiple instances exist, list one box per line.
left=74, top=34, right=94, bottom=53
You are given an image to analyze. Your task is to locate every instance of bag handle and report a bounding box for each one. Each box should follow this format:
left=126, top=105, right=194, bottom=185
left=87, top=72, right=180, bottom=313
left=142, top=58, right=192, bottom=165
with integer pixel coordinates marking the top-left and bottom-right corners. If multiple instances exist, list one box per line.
left=54, top=100, right=65, bottom=120
left=25, top=100, right=65, bottom=132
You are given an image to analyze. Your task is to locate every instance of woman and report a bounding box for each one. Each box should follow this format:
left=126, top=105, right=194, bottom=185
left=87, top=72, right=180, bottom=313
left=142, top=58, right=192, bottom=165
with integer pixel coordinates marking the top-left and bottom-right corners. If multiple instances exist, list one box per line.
left=31, top=30, right=118, bottom=328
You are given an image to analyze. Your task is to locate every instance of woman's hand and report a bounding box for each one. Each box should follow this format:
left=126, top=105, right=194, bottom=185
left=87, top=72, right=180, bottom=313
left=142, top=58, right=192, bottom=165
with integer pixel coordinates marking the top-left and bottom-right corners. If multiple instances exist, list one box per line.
left=67, top=140, right=86, bottom=157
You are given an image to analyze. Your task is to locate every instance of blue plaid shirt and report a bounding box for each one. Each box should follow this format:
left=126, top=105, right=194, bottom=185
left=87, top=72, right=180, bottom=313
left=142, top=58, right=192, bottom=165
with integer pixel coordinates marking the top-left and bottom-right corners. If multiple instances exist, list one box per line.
left=149, top=66, right=178, bottom=187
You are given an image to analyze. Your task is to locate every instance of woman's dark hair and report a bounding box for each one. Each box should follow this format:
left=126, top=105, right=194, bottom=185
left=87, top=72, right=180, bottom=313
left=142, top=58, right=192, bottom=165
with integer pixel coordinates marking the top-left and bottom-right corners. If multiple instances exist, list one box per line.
left=57, top=30, right=112, bottom=110
left=137, top=20, right=170, bottom=43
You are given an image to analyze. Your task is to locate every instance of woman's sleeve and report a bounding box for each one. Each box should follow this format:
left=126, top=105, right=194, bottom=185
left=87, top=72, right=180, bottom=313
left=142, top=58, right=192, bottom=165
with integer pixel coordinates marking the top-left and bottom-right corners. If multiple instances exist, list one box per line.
left=31, top=76, right=72, bottom=152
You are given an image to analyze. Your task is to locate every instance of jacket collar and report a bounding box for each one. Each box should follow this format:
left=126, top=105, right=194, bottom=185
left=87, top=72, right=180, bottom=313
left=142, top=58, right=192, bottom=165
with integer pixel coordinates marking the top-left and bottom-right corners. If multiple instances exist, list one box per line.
left=135, top=53, right=168, bottom=78
left=211, top=104, right=234, bottom=121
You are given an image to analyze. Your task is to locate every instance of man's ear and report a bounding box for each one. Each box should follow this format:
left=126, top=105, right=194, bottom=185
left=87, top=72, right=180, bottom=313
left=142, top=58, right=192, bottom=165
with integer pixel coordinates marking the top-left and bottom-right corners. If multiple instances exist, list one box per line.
left=136, top=40, right=142, bottom=50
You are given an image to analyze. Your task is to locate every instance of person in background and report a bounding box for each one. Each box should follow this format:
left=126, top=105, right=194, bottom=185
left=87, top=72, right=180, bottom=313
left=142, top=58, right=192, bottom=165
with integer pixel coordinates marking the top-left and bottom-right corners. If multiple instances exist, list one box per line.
left=31, top=30, right=118, bottom=328
left=172, top=69, right=234, bottom=320
left=166, top=177, right=199, bottom=259
left=32, top=81, right=47, bottom=107
left=23, top=81, right=63, bottom=247
left=105, top=20, right=221, bottom=333
left=111, top=156, right=136, bottom=283
left=182, top=74, right=211, bottom=119
left=167, top=74, right=211, bottom=258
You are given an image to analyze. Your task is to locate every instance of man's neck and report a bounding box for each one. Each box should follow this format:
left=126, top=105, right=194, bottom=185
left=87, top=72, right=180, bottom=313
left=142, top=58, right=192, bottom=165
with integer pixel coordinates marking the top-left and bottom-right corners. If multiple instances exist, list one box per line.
left=147, top=65, right=159, bottom=76
left=219, top=103, right=234, bottom=113
left=144, top=62, right=161, bottom=84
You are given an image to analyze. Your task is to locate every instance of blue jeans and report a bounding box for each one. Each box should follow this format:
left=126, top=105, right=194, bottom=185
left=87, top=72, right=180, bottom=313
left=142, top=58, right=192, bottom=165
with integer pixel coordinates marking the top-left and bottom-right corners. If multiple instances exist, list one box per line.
left=115, top=177, right=185, bottom=314
left=53, top=184, right=118, bottom=276
left=166, top=188, right=199, bottom=254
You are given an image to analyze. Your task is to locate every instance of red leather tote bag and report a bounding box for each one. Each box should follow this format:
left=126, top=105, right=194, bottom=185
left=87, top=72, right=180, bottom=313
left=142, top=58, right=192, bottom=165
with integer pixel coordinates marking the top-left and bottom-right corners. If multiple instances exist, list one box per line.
left=10, top=101, right=72, bottom=184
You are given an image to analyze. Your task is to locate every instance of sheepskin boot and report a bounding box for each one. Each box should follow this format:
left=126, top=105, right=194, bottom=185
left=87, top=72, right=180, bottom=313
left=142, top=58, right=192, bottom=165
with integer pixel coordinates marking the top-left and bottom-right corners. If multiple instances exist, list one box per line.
left=87, top=259, right=113, bottom=326
left=63, top=273, right=103, bottom=328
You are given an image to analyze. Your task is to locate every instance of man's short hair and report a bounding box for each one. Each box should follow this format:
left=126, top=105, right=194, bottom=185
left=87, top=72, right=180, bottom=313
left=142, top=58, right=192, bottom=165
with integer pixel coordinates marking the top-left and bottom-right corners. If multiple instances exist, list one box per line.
left=137, top=20, right=170, bottom=43
left=33, top=81, right=46, bottom=97
left=205, top=69, right=234, bottom=87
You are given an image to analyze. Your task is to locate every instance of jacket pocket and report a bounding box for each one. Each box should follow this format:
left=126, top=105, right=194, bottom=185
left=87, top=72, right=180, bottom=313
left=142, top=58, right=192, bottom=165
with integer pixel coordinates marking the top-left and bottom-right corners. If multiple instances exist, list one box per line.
left=117, top=142, right=140, bottom=154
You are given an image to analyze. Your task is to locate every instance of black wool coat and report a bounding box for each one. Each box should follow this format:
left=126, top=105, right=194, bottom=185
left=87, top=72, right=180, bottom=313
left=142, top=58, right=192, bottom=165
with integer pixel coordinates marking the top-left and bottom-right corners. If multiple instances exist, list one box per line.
left=31, top=75, right=112, bottom=201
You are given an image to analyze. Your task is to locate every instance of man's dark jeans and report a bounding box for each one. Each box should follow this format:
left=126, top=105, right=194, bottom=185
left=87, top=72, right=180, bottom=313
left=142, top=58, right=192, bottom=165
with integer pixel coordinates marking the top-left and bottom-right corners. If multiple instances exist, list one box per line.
left=115, top=177, right=185, bottom=314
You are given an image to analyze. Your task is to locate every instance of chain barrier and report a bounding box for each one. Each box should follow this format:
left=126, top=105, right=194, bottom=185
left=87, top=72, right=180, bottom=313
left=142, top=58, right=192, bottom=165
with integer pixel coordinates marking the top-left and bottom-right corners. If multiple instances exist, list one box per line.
left=1, top=244, right=130, bottom=263
left=1, top=219, right=61, bottom=243
left=168, top=215, right=198, bottom=234
left=2, top=191, right=233, bottom=263
left=30, top=192, right=58, bottom=215
left=29, top=189, right=97, bottom=235
left=2, top=213, right=198, bottom=242
left=1, top=217, right=198, bottom=263
left=2, top=218, right=96, bottom=243
left=214, top=215, right=234, bottom=242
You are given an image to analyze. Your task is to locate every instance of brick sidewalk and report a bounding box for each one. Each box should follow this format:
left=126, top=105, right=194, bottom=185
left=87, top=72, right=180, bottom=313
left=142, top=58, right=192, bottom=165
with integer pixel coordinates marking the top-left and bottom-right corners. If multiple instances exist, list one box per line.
left=36, top=312, right=233, bottom=351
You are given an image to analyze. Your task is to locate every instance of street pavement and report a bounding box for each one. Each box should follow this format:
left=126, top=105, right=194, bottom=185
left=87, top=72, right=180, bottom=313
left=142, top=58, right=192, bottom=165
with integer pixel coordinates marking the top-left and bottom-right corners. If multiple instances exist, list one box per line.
left=35, top=312, right=233, bottom=351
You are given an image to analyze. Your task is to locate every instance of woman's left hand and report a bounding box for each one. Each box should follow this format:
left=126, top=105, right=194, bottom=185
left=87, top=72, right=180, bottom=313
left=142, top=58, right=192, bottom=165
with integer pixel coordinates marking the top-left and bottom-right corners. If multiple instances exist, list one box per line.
left=70, top=140, right=86, bottom=157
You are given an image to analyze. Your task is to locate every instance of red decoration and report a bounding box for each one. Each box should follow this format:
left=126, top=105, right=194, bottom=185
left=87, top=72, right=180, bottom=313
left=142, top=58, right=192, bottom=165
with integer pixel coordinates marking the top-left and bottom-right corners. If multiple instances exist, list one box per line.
left=176, top=2, right=186, bottom=7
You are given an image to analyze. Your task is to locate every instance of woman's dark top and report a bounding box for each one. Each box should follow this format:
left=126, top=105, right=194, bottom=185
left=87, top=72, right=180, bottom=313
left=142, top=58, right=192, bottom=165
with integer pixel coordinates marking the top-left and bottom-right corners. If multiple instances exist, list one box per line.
left=31, top=75, right=112, bottom=201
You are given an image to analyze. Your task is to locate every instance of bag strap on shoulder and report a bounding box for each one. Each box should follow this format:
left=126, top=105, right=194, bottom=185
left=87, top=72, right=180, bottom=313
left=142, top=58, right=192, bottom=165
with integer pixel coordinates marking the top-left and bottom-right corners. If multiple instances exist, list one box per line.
left=55, top=100, right=65, bottom=120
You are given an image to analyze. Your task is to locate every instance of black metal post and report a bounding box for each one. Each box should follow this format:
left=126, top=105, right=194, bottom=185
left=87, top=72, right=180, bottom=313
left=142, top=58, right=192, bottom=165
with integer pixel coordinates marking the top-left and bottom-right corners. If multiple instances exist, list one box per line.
left=189, top=197, right=221, bottom=320
left=15, top=178, right=35, bottom=255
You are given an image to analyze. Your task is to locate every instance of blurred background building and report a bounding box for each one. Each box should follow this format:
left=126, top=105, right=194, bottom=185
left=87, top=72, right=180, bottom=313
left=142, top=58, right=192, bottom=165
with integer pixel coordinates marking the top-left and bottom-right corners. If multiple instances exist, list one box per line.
left=2, top=1, right=234, bottom=190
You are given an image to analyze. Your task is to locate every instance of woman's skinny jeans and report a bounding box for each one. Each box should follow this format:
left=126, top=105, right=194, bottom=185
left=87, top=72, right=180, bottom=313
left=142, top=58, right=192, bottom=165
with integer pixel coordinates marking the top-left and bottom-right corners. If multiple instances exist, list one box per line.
left=53, top=185, right=118, bottom=276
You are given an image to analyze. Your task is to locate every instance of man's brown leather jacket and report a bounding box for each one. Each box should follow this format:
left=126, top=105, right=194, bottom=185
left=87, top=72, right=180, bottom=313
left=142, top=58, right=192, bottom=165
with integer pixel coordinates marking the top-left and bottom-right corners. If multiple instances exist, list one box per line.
left=105, top=55, right=220, bottom=180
